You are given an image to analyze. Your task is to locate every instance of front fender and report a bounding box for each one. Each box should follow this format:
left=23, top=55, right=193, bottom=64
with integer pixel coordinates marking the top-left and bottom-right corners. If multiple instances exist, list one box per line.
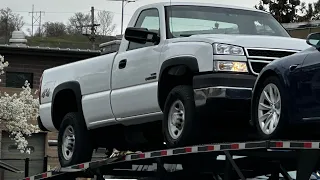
left=160, top=41, right=214, bottom=72
left=159, top=56, right=199, bottom=76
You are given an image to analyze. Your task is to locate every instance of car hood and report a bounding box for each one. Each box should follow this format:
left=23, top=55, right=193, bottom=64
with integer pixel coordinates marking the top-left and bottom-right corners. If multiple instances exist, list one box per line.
left=185, top=34, right=311, bottom=51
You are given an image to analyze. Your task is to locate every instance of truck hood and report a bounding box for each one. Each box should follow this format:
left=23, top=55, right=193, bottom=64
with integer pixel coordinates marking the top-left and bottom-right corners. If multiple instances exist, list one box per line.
left=186, top=34, right=311, bottom=51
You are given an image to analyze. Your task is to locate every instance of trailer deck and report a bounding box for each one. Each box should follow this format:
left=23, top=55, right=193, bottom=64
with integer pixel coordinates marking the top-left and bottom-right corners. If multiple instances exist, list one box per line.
left=21, top=140, right=320, bottom=180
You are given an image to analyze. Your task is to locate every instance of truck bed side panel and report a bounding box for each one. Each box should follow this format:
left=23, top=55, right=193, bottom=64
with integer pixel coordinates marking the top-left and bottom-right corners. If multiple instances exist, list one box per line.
left=39, top=53, right=117, bottom=131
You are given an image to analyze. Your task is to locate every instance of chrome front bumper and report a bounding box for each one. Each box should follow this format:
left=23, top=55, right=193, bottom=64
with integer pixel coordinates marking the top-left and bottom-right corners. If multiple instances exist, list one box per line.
left=194, top=86, right=252, bottom=106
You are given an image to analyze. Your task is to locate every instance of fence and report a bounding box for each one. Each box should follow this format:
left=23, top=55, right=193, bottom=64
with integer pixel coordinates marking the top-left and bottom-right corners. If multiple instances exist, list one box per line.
left=287, top=27, right=320, bottom=39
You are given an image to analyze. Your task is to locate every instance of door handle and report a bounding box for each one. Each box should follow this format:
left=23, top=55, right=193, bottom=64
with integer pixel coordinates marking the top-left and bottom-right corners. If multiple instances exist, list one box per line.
left=119, top=59, right=127, bottom=69
left=289, top=64, right=299, bottom=71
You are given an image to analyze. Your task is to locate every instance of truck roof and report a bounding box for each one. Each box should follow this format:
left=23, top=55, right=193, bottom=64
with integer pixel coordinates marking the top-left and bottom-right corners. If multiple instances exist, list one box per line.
left=139, top=1, right=268, bottom=14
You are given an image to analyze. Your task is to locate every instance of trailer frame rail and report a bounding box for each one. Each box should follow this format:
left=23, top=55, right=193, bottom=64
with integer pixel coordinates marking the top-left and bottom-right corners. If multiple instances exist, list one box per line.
left=22, top=140, right=320, bottom=180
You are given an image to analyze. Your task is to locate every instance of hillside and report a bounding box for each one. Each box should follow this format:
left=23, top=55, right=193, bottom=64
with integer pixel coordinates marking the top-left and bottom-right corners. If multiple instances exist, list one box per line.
left=26, top=35, right=118, bottom=49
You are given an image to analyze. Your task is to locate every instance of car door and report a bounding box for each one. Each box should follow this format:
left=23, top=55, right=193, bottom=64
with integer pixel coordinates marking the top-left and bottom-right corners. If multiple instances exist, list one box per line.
left=111, top=8, right=163, bottom=125
left=295, top=49, right=320, bottom=120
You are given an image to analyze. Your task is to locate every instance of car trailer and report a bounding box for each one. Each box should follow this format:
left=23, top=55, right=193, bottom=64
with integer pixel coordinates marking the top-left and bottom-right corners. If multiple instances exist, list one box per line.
left=21, top=140, right=320, bottom=180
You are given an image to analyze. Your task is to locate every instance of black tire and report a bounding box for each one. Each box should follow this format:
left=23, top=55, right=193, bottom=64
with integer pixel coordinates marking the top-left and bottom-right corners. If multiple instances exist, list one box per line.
left=252, top=76, right=289, bottom=139
left=58, top=112, right=93, bottom=167
left=162, top=85, right=200, bottom=147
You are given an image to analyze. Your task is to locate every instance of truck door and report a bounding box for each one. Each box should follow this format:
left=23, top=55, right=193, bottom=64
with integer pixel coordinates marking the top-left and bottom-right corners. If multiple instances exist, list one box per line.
left=111, top=8, right=164, bottom=125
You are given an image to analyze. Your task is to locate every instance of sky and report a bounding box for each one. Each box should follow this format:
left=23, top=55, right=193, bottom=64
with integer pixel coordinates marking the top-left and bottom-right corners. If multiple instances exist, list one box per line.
left=2, top=0, right=318, bottom=36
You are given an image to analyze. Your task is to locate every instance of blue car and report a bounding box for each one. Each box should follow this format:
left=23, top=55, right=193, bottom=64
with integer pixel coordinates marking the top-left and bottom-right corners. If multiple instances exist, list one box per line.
left=251, top=32, right=320, bottom=139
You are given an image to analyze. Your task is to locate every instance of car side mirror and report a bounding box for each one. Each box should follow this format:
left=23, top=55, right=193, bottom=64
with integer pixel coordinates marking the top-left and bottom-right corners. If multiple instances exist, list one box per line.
left=124, top=27, right=160, bottom=45
left=306, top=32, right=320, bottom=49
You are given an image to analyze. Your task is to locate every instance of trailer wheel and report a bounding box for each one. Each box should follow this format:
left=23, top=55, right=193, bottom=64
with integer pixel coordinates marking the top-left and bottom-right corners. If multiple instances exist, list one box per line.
left=58, top=112, right=93, bottom=167
left=163, top=85, right=200, bottom=147
left=252, top=76, right=288, bottom=139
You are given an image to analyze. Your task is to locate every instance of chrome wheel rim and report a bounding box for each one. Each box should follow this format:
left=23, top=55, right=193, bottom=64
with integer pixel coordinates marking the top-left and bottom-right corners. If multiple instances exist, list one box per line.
left=258, top=83, right=281, bottom=135
left=168, top=100, right=185, bottom=139
left=62, top=125, right=75, bottom=160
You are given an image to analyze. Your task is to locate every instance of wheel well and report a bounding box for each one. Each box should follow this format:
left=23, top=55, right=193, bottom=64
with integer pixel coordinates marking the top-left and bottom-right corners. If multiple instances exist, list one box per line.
left=158, top=65, right=194, bottom=110
left=52, top=89, right=78, bottom=130
left=253, top=70, right=279, bottom=97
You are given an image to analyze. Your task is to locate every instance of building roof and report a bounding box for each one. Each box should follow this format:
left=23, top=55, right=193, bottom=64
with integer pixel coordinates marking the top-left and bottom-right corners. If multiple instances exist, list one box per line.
left=0, top=44, right=100, bottom=59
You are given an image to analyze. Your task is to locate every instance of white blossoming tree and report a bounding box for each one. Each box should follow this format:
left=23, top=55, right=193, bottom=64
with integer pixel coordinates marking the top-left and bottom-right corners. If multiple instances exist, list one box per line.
left=0, top=55, right=40, bottom=154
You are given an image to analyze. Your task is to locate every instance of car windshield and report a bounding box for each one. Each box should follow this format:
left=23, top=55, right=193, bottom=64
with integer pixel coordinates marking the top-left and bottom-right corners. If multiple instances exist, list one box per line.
left=164, top=5, right=290, bottom=38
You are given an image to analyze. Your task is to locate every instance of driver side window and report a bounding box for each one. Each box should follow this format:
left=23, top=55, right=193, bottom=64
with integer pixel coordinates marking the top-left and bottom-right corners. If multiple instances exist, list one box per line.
left=127, top=8, right=160, bottom=51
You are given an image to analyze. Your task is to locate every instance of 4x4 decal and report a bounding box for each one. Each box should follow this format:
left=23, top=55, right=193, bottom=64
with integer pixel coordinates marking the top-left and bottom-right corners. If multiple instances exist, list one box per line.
left=41, top=88, right=50, bottom=98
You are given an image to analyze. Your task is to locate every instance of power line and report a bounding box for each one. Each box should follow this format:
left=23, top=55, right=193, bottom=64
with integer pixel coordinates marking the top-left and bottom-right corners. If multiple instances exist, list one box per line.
left=12, top=9, right=132, bottom=16
left=95, top=9, right=133, bottom=16
left=13, top=10, right=90, bottom=14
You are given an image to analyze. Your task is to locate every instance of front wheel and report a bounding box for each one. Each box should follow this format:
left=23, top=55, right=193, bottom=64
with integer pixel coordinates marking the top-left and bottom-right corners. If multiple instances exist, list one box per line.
left=58, top=112, right=94, bottom=167
left=162, top=85, right=200, bottom=148
left=252, top=76, right=288, bottom=139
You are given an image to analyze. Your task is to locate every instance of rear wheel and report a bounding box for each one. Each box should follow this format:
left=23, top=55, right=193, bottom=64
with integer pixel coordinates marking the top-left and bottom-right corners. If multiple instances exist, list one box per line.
left=162, top=85, right=200, bottom=147
left=58, top=112, right=93, bottom=167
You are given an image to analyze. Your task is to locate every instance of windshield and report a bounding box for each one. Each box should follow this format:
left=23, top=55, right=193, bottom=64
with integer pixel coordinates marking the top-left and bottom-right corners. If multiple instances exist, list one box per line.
left=165, top=5, right=290, bottom=38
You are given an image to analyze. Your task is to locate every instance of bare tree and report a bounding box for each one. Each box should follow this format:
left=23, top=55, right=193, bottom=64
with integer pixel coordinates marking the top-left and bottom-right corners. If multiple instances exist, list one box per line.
left=96, top=10, right=116, bottom=36
left=0, top=7, right=25, bottom=43
left=67, top=12, right=91, bottom=35
left=42, top=22, right=67, bottom=37
left=11, top=14, right=24, bottom=30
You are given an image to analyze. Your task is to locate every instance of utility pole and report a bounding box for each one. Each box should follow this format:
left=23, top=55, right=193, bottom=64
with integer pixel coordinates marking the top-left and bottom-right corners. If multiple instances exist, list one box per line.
left=121, top=0, right=124, bottom=35
left=4, top=12, right=8, bottom=44
left=30, top=5, right=34, bottom=36
left=38, top=14, right=41, bottom=36
left=91, top=6, right=95, bottom=38
left=29, top=5, right=45, bottom=36
left=80, top=6, right=100, bottom=50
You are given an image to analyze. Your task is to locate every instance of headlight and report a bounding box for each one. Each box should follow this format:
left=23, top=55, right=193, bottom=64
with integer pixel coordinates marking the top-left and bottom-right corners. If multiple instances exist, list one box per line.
left=214, top=61, right=248, bottom=72
left=213, top=43, right=244, bottom=55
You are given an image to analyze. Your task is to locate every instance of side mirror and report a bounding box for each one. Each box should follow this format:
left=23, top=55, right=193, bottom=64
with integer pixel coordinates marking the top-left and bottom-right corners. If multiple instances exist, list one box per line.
left=124, top=27, right=160, bottom=44
left=306, top=32, right=320, bottom=49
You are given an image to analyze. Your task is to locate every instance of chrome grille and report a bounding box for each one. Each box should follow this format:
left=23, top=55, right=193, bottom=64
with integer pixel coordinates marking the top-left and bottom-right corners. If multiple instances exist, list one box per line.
left=245, top=48, right=299, bottom=75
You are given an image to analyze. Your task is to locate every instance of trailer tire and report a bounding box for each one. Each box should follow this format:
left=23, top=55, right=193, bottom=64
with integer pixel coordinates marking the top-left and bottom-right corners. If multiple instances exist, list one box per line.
left=58, top=112, right=93, bottom=167
left=163, top=85, right=200, bottom=148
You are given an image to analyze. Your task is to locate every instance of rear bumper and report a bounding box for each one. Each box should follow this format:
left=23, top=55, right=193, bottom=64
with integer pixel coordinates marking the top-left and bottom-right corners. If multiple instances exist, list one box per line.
left=37, top=116, right=49, bottom=131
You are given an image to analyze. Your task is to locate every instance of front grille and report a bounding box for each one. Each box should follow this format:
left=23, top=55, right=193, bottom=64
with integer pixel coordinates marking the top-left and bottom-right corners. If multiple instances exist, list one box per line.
left=247, top=49, right=296, bottom=58
left=246, top=48, right=299, bottom=75
left=250, top=61, right=268, bottom=74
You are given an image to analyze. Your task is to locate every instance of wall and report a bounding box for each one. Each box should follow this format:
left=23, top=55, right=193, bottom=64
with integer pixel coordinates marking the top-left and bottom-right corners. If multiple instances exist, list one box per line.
left=0, top=54, right=76, bottom=88
left=287, top=27, right=320, bottom=39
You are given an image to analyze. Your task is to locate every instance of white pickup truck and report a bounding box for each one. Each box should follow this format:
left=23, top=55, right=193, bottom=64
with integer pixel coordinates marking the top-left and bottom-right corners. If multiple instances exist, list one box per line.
left=37, top=2, right=311, bottom=167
